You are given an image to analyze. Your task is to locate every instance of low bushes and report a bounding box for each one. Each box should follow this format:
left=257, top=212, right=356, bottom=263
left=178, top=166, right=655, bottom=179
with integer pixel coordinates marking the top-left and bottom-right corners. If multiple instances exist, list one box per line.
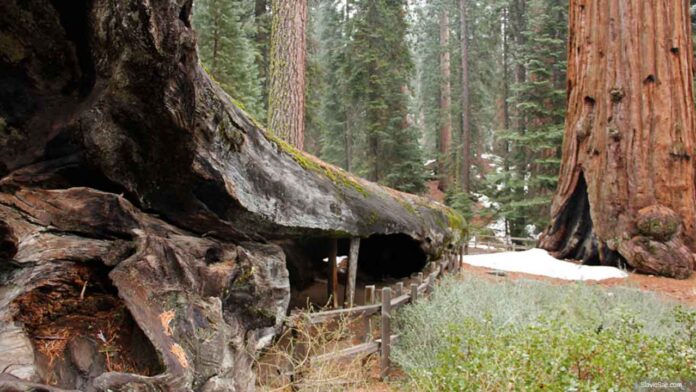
left=393, top=276, right=696, bottom=391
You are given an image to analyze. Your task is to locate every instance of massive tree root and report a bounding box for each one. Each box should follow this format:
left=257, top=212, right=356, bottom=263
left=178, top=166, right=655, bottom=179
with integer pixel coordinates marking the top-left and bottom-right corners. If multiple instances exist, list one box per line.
left=0, top=0, right=462, bottom=390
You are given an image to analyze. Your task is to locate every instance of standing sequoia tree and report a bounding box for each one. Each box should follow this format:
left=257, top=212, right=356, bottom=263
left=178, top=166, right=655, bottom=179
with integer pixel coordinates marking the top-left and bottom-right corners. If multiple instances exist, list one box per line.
left=268, top=0, right=307, bottom=149
left=540, top=0, right=696, bottom=279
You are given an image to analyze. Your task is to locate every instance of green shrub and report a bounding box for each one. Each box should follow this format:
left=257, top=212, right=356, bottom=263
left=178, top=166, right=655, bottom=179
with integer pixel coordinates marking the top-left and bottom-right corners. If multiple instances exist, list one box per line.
left=393, top=277, right=696, bottom=391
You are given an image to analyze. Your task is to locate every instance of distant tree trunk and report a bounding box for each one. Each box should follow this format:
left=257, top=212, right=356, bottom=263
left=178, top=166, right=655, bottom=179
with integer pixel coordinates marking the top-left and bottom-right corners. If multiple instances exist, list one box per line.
left=210, top=4, right=221, bottom=72
left=506, top=0, right=528, bottom=238
left=459, top=0, right=470, bottom=193
left=344, top=0, right=353, bottom=172
left=439, top=8, right=453, bottom=191
left=540, top=0, right=696, bottom=279
left=268, top=0, right=307, bottom=149
left=254, top=0, right=269, bottom=107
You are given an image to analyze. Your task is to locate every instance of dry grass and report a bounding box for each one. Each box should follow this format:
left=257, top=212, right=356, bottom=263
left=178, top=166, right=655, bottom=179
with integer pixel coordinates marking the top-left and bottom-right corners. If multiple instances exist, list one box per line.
left=256, top=306, right=377, bottom=392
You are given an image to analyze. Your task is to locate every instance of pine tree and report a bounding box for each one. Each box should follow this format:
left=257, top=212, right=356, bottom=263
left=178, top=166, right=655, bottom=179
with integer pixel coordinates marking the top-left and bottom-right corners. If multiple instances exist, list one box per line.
left=193, top=0, right=264, bottom=119
left=316, top=0, right=352, bottom=169
left=348, top=0, right=424, bottom=192
left=483, top=0, right=567, bottom=237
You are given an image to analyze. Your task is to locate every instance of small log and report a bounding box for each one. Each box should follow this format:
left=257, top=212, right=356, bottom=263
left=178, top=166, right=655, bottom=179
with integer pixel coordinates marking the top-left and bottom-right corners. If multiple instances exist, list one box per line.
left=417, top=272, right=424, bottom=285
left=380, top=287, right=392, bottom=380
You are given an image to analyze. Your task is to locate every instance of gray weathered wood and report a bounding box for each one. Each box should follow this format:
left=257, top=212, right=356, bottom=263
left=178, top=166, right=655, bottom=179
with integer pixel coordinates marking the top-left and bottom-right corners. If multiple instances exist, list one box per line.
left=410, top=283, right=418, bottom=303
left=394, top=282, right=403, bottom=297
left=390, top=294, right=410, bottom=308
left=427, top=273, right=436, bottom=294
left=363, top=285, right=375, bottom=342
left=311, top=341, right=379, bottom=364
left=328, top=238, right=339, bottom=308
left=417, top=272, right=424, bottom=285
left=364, top=285, right=375, bottom=305
left=380, top=287, right=392, bottom=380
left=345, top=237, right=361, bottom=308
left=298, top=303, right=381, bottom=325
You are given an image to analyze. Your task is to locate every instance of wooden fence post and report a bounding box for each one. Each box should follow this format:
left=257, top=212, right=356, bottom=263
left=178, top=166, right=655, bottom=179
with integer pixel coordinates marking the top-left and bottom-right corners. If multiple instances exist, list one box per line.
left=380, top=287, right=392, bottom=380
left=327, top=238, right=339, bottom=308
left=364, top=285, right=375, bottom=305
left=363, top=285, right=375, bottom=342
left=345, top=237, right=360, bottom=308
left=410, top=283, right=418, bottom=303
left=395, top=282, right=403, bottom=297
left=426, top=273, right=436, bottom=294
left=417, top=272, right=424, bottom=286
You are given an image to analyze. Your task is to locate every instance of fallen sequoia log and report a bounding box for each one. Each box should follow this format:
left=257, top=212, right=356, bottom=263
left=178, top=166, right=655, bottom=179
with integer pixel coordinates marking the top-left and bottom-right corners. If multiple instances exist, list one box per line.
left=0, top=1, right=464, bottom=391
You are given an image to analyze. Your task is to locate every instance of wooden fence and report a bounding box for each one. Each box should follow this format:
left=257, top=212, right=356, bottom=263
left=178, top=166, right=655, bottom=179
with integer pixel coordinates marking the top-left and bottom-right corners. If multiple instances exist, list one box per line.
left=467, top=235, right=537, bottom=253
left=287, top=252, right=462, bottom=381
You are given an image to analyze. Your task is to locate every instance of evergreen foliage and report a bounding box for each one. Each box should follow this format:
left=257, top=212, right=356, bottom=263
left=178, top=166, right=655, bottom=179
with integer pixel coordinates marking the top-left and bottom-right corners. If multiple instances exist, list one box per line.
left=193, top=0, right=265, bottom=119
left=482, top=0, right=567, bottom=236
left=347, top=0, right=425, bottom=192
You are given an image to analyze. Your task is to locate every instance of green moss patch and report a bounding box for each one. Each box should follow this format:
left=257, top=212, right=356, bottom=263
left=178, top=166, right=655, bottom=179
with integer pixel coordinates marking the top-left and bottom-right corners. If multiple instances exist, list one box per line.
left=262, top=129, right=368, bottom=197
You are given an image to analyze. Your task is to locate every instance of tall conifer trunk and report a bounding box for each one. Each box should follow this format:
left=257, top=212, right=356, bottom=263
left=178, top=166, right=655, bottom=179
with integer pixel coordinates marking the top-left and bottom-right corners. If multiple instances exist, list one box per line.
left=459, top=0, right=470, bottom=193
left=540, top=0, right=696, bottom=279
left=268, top=0, right=307, bottom=149
left=439, top=8, right=453, bottom=191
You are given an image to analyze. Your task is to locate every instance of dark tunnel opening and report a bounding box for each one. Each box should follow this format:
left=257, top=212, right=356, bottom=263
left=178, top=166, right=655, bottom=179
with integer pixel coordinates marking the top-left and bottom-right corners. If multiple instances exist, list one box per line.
left=275, top=233, right=428, bottom=310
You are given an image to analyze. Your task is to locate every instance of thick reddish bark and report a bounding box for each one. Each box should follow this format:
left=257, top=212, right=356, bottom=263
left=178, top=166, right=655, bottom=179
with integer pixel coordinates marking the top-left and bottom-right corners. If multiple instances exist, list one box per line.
left=268, top=0, right=307, bottom=149
left=540, top=0, right=696, bottom=279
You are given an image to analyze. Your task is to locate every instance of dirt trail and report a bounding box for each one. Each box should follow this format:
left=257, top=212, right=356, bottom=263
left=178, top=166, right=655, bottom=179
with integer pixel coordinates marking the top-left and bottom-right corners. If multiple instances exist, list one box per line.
left=461, top=260, right=696, bottom=306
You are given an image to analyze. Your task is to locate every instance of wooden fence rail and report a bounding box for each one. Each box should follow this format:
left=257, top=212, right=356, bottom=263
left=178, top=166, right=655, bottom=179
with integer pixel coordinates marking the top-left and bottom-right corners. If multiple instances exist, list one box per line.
left=287, top=251, right=463, bottom=380
left=467, top=235, right=537, bottom=253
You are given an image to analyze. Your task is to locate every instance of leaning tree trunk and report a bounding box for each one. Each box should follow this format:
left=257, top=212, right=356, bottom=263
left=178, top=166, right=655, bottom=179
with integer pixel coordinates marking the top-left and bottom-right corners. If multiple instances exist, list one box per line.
left=0, top=0, right=463, bottom=391
left=540, top=0, right=696, bottom=279
left=267, top=0, right=307, bottom=149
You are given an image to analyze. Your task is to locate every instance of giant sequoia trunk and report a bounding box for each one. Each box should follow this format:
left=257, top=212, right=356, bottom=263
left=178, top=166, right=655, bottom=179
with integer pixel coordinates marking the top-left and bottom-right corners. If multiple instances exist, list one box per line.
left=0, top=1, right=462, bottom=391
left=540, top=0, right=696, bottom=279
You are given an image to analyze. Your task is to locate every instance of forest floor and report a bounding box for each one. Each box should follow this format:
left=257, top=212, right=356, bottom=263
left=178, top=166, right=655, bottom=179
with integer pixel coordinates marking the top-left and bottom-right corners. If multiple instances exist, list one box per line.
left=353, top=255, right=696, bottom=391
left=262, top=251, right=696, bottom=391
left=459, top=258, right=696, bottom=306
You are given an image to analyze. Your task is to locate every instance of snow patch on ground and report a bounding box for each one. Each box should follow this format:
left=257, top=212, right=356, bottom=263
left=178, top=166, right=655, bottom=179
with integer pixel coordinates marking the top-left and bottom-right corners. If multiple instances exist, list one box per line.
left=463, top=248, right=628, bottom=281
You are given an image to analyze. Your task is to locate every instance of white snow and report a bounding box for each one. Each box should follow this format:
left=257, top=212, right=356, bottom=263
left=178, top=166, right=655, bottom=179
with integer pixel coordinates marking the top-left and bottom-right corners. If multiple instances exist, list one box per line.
left=323, top=255, right=348, bottom=265
left=462, top=248, right=628, bottom=281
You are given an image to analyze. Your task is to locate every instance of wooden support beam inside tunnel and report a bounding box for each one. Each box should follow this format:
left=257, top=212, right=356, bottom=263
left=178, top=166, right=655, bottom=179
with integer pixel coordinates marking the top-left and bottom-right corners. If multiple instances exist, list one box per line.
left=344, top=237, right=361, bottom=308
left=328, top=238, right=338, bottom=308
